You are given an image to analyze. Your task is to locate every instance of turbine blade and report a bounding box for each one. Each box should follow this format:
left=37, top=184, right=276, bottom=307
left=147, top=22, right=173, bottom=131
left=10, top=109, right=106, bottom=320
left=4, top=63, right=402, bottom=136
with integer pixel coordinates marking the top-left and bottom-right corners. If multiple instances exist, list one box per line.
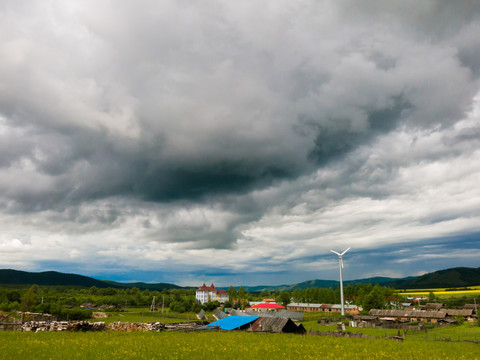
left=330, top=250, right=340, bottom=256
left=341, top=258, right=344, bottom=268
left=341, top=247, right=351, bottom=256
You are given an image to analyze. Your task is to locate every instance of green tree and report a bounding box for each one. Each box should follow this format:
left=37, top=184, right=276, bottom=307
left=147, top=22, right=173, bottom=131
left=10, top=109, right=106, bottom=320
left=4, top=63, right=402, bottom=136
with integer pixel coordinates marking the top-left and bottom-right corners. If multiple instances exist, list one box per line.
left=21, top=286, right=37, bottom=312
left=89, top=286, right=98, bottom=295
left=237, top=286, right=246, bottom=300
left=7, top=290, right=21, bottom=303
left=228, top=286, right=237, bottom=303
left=344, top=284, right=356, bottom=299
left=362, top=284, right=385, bottom=311
left=277, top=292, right=291, bottom=307
left=203, top=300, right=221, bottom=311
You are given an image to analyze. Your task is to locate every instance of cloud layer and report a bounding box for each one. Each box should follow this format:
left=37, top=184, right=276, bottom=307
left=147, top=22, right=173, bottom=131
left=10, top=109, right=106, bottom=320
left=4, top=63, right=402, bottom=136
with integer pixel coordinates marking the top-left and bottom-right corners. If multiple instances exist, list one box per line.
left=1, top=0, right=479, bottom=285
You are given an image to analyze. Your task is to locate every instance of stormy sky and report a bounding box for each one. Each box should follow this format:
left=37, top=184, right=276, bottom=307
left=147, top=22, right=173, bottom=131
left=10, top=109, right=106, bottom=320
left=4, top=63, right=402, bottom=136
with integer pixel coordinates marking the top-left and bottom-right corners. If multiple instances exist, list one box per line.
left=1, top=0, right=480, bottom=286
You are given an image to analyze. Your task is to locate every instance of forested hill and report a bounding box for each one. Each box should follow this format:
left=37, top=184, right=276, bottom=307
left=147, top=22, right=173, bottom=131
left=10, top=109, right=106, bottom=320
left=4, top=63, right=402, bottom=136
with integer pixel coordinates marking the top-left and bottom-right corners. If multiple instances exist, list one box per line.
left=2, top=266, right=479, bottom=291
left=240, top=267, right=479, bottom=292
left=102, top=280, right=182, bottom=291
left=242, top=277, right=401, bottom=292
left=383, top=267, right=480, bottom=289
left=0, top=269, right=110, bottom=287
left=0, top=269, right=181, bottom=290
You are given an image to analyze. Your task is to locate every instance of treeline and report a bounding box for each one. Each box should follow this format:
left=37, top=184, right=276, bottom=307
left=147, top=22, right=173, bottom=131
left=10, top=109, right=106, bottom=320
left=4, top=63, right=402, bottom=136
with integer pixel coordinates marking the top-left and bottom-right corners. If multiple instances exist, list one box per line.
left=225, top=284, right=398, bottom=312
left=5, top=283, right=474, bottom=317
left=0, top=285, right=197, bottom=318
left=287, top=283, right=396, bottom=311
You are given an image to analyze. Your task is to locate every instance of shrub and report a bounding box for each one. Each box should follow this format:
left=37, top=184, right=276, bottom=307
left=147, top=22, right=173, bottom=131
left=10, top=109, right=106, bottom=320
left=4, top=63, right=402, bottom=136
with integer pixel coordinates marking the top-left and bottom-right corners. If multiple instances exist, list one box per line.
left=61, top=308, right=92, bottom=321
left=454, top=316, right=465, bottom=325
left=8, top=302, right=20, bottom=311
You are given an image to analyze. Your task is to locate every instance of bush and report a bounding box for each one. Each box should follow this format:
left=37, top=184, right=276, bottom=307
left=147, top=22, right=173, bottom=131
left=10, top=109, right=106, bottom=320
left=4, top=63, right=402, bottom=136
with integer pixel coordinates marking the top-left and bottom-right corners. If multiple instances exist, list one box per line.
left=61, top=308, right=92, bottom=321
left=8, top=302, right=20, bottom=311
left=455, top=316, right=465, bottom=325
left=169, top=301, right=187, bottom=313
left=34, top=303, right=52, bottom=314
left=202, top=301, right=220, bottom=311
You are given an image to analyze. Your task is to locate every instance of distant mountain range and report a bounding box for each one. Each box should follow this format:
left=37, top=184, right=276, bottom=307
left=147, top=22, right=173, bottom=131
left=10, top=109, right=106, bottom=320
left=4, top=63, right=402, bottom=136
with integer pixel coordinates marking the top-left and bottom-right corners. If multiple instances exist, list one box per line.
left=234, top=267, right=480, bottom=292
left=382, top=267, right=480, bottom=289
left=240, top=276, right=413, bottom=292
left=0, top=267, right=479, bottom=291
left=0, top=269, right=182, bottom=290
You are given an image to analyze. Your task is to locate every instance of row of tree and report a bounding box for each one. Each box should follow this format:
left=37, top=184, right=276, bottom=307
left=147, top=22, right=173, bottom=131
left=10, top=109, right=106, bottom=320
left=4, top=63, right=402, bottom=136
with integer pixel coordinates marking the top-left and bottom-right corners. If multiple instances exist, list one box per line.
left=4, top=283, right=475, bottom=316
left=0, top=285, right=196, bottom=314
left=285, top=283, right=397, bottom=311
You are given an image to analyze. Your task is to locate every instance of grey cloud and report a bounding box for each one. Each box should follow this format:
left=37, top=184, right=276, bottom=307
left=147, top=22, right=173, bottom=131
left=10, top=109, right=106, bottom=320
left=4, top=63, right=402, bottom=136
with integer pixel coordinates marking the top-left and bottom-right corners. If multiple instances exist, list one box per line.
left=1, top=1, right=477, bottom=212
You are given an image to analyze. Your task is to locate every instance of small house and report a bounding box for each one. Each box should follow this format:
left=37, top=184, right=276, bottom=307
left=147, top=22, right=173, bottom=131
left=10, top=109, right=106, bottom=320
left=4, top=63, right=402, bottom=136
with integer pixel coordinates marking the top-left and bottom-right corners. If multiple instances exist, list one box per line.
left=248, top=317, right=305, bottom=333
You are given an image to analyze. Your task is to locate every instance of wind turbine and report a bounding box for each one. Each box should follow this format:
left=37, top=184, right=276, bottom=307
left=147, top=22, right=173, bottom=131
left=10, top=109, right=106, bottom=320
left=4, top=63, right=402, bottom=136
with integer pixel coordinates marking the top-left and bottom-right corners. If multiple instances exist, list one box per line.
left=330, top=247, right=350, bottom=316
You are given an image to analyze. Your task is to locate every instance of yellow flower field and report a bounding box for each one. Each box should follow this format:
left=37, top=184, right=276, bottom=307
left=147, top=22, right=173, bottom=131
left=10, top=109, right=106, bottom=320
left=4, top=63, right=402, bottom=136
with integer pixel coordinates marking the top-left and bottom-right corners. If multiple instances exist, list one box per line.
left=396, top=285, right=480, bottom=297
left=0, top=331, right=479, bottom=360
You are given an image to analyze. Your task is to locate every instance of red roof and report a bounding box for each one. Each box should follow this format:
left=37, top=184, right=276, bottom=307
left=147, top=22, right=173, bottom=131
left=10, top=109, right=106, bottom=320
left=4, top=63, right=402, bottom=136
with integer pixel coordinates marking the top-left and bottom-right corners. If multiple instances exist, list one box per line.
left=196, top=283, right=217, bottom=291
left=217, top=290, right=228, bottom=295
left=250, top=303, right=286, bottom=309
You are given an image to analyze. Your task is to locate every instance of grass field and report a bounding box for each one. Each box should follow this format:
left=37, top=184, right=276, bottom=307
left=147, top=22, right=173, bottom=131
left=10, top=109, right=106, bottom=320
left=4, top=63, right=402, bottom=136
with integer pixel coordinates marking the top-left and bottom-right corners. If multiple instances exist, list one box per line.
left=4, top=307, right=477, bottom=359
left=1, top=330, right=479, bottom=360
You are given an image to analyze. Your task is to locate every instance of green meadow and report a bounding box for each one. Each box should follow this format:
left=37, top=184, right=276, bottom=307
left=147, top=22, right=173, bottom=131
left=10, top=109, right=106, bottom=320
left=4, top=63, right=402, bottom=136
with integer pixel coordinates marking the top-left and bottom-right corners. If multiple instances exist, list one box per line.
left=1, top=330, right=479, bottom=360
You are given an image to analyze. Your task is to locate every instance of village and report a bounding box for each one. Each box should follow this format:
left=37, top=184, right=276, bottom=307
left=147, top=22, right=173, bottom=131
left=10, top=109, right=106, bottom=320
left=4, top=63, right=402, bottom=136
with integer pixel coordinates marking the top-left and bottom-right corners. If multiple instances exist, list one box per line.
left=193, top=283, right=478, bottom=333
left=11, top=282, right=478, bottom=337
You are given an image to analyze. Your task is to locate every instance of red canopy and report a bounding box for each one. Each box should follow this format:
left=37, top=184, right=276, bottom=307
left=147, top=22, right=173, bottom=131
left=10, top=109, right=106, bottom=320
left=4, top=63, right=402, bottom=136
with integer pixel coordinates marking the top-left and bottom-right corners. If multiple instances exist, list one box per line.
left=250, top=303, right=286, bottom=309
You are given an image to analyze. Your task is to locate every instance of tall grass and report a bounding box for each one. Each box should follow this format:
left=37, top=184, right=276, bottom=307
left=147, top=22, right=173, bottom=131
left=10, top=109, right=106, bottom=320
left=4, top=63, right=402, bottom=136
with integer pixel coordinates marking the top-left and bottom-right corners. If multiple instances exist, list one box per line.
left=1, top=330, right=478, bottom=360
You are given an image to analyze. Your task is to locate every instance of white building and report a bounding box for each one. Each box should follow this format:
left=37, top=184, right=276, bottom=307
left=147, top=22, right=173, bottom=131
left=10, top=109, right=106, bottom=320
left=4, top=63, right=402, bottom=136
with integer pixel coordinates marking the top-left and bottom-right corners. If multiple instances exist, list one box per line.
left=196, top=283, right=229, bottom=304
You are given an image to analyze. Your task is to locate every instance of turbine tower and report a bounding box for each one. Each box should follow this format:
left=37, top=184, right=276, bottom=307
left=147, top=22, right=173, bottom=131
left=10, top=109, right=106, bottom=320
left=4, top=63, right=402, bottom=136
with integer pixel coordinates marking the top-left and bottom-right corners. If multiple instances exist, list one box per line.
left=330, top=247, right=350, bottom=316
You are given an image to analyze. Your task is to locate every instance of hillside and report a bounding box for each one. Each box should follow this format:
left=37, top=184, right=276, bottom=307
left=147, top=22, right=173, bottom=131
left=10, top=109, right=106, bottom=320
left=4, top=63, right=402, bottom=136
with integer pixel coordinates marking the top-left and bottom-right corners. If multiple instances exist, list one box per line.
left=237, top=268, right=479, bottom=292
left=0, top=269, right=182, bottom=291
left=102, top=280, right=183, bottom=291
left=242, top=276, right=402, bottom=293
left=384, top=267, right=480, bottom=289
left=0, top=269, right=111, bottom=288
left=2, top=266, right=479, bottom=291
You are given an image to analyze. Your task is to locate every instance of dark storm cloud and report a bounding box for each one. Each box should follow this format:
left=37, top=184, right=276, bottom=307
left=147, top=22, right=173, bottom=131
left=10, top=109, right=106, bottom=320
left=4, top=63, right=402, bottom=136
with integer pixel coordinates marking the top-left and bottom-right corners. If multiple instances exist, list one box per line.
left=0, top=1, right=478, bottom=212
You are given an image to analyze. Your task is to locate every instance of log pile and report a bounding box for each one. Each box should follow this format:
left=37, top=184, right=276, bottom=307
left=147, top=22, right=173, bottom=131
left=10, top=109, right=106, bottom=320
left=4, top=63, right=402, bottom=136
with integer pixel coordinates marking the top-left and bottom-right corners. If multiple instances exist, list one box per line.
left=22, top=321, right=70, bottom=332
left=164, top=322, right=202, bottom=331
left=67, top=321, right=106, bottom=332
left=21, top=320, right=203, bottom=332
left=107, top=321, right=155, bottom=332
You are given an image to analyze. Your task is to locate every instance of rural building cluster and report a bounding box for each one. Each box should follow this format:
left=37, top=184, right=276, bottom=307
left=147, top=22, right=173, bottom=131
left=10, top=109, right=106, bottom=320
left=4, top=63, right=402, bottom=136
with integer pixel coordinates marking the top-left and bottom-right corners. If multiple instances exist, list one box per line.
left=359, top=303, right=477, bottom=326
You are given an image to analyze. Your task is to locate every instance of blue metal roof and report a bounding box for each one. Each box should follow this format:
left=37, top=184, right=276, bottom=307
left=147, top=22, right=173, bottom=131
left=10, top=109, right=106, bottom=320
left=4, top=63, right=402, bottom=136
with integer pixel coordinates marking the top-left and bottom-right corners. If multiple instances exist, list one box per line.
left=200, top=316, right=259, bottom=330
